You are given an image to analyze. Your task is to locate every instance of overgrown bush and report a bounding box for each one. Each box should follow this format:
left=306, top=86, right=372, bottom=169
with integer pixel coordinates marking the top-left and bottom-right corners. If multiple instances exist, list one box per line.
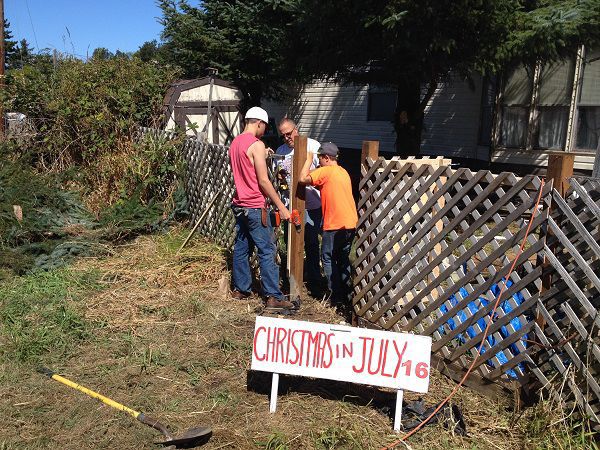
left=2, top=56, right=182, bottom=211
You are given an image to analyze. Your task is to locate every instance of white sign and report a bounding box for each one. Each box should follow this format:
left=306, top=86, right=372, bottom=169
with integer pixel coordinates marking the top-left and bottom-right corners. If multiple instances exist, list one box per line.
left=251, top=316, right=432, bottom=393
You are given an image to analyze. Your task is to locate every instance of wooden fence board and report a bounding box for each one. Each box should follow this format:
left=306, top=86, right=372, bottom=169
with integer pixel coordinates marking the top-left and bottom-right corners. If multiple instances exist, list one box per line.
left=354, top=157, right=551, bottom=389
left=531, top=177, right=600, bottom=423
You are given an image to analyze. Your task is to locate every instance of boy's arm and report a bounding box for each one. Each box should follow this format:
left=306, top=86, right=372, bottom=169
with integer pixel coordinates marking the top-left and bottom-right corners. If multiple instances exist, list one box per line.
left=298, top=156, right=313, bottom=185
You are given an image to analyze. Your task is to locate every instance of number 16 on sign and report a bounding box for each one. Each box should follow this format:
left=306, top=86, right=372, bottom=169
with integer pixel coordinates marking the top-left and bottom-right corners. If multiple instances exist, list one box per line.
left=251, top=317, right=432, bottom=432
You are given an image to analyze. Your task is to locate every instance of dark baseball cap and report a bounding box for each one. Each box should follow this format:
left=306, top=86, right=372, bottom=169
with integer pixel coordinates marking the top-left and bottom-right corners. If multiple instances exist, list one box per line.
left=317, top=142, right=339, bottom=157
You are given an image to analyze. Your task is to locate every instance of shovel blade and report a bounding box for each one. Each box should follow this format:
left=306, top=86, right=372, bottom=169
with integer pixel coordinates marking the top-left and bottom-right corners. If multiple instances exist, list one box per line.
left=158, top=426, right=212, bottom=448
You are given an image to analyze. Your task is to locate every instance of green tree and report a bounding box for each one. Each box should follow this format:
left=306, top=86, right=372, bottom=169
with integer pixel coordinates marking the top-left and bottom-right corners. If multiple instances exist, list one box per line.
left=3, top=19, right=20, bottom=70
left=135, top=40, right=162, bottom=63
left=158, top=0, right=300, bottom=105
left=91, top=47, right=113, bottom=60
left=280, top=0, right=600, bottom=155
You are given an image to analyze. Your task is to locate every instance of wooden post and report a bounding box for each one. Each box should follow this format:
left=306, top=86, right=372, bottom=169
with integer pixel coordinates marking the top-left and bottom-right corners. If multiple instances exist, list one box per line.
left=361, top=140, right=379, bottom=171
left=593, top=145, right=600, bottom=178
left=538, top=153, right=575, bottom=329
left=289, top=135, right=307, bottom=298
left=354, top=141, right=380, bottom=326
left=546, top=153, right=574, bottom=197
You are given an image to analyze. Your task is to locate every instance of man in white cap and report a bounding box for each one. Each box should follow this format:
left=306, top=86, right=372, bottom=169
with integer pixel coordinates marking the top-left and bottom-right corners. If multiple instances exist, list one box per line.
left=229, top=106, right=296, bottom=311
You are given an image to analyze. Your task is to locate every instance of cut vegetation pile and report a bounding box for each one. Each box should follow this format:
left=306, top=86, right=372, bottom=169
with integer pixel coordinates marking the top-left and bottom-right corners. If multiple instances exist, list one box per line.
left=0, top=156, right=186, bottom=278
left=1, top=229, right=595, bottom=449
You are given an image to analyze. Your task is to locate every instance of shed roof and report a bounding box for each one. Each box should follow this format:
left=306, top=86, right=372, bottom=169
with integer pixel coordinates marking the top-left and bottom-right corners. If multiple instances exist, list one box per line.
left=163, top=77, right=241, bottom=107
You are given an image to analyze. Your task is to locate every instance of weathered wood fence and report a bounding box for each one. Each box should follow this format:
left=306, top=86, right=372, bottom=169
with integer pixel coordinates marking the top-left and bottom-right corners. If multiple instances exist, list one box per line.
left=142, top=127, right=599, bottom=420
left=182, top=138, right=236, bottom=248
left=356, top=146, right=600, bottom=422
left=355, top=150, right=552, bottom=394
left=532, top=176, right=600, bottom=422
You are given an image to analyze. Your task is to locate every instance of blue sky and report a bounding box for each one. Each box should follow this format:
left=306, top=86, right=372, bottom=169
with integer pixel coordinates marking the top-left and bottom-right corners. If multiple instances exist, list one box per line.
left=5, top=0, right=165, bottom=59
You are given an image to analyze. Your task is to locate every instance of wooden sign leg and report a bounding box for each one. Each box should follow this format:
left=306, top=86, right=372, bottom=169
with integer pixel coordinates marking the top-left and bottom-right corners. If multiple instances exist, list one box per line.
left=394, top=390, right=404, bottom=432
left=269, top=373, right=280, bottom=413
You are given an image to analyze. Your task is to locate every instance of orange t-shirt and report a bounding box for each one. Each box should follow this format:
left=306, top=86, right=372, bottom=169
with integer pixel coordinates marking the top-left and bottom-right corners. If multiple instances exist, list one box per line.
left=310, top=165, right=358, bottom=231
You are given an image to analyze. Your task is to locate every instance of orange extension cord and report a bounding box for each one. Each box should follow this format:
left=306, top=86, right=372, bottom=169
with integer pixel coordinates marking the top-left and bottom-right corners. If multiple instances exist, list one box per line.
left=382, top=179, right=546, bottom=450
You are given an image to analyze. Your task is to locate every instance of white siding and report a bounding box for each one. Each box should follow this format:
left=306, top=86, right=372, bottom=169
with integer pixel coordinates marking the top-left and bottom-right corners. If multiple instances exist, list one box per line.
left=265, top=77, right=484, bottom=159
left=263, top=81, right=396, bottom=152
left=492, top=150, right=596, bottom=171
left=421, top=77, right=483, bottom=159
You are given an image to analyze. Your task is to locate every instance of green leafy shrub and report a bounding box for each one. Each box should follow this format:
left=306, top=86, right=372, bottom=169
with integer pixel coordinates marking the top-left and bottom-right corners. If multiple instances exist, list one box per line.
left=3, top=56, right=182, bottom=211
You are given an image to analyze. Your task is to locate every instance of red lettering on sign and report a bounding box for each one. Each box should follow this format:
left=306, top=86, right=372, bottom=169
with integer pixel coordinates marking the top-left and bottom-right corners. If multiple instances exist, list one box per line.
left=367, top=338, right=382, bottom=375
left=275, top=327, right=287, bottom=363
left=342, top=342, right=353, bottom=358
left=415, top=362, right=429, bottom=379
left=352, top=337, right=370, bottom=373
left=323, top=333, right=334, bottom=368
left=253, top=326, right=267, bottom=361
left=380, top=340, right=393, bottom=377
left=393, top=341, right=408, bottom=378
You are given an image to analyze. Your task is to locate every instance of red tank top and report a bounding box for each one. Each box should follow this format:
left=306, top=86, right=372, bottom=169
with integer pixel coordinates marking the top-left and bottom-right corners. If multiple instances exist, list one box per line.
left=230, top=132, right=265, bottom=208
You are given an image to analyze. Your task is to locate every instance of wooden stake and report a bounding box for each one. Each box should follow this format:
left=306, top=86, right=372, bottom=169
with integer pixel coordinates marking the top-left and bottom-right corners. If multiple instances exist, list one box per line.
left=269, top=373, right=279, bottom=413
left=546, top=154, right=574, bottom=198
left=355, top=141, right=380, bottom=326
left=538, top=154, right=574, bottom=330
left=361, top=140, right=379, bottom=171
left=289, top=135, right=307, bottom=298
left=177, top=194, right=220, bottom=254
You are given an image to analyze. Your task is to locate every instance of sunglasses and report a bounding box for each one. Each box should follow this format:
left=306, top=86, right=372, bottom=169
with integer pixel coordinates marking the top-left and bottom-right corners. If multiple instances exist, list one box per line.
left=281, top=127, right=297, bottom=138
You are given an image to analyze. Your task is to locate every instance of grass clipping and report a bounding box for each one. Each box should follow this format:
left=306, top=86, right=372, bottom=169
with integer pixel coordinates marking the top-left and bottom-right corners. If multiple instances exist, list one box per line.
left=0, top=228, right=596, bottom=449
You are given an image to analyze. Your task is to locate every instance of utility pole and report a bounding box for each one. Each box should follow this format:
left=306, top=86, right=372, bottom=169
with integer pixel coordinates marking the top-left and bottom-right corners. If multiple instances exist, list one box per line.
left=0, top=0, right=5, bottom=138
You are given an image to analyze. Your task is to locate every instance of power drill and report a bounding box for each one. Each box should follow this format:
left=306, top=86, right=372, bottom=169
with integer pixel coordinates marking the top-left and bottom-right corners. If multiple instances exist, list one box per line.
left=273, top=209, right=302, bottom=233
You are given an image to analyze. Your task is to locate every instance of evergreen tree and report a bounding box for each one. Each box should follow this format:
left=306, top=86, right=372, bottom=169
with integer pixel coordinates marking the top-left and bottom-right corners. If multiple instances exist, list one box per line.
left=158, top=0, right=301, bottom=105
left=135, top=40, right=162, bottom=63
left=3, top=19, right=20, bottom=70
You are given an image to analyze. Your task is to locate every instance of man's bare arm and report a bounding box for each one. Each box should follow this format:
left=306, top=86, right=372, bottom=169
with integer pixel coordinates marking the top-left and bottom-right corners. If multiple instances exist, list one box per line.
left=251, top=141, right=291, bottom=220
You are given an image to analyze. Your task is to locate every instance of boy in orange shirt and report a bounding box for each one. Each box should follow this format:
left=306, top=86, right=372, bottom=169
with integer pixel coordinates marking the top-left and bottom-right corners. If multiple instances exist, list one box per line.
left=299, top=142, right=358, bottom=305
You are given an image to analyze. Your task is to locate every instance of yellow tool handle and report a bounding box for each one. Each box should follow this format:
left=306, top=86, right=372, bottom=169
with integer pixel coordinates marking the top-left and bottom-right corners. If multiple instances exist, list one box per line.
left=38, top=368, right=140, bottom=419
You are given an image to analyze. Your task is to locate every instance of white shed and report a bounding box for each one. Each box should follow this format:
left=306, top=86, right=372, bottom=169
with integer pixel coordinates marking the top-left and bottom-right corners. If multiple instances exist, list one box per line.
left=164, top=77, right=243, bottom=145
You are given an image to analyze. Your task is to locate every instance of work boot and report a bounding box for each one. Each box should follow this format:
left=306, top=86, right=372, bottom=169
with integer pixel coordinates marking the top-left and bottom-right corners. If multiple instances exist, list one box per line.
left=265, top=296, right=297, bottom=311
left=230, top=290, right=250, bottom=300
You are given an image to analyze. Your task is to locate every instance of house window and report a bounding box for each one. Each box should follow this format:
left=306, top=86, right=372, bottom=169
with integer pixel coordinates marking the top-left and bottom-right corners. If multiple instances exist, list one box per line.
left=499, top=66, right=533, bottom=148
left=576, top=49, right=600, bottom=151
left=367, top=87, right=396, bottom=121
left=534, top=60, right=574, bottom=149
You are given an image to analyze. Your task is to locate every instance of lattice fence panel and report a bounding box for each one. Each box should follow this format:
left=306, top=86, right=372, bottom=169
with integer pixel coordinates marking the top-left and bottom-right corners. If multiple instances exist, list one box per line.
left=139, top=127, right=237, bottom=247
left=532, top=176, right=600, bottom=423
left=182, top=139, right=236, bottom=248
left=354, top=157, right=552, bottom=387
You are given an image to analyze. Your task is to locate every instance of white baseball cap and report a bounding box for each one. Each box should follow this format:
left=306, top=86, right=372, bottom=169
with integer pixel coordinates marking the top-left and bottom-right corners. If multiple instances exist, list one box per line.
left=245, top=106, right=269, bottom=123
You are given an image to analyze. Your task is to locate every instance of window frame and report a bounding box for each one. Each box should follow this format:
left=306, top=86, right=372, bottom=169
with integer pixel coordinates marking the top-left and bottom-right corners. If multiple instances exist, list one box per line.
left=493, top=46, right=590, bottom=154
left=366, top=85, right=397, bottom=122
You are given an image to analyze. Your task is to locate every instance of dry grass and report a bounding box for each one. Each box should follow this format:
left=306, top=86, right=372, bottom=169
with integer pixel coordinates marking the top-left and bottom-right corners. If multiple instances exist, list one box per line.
left=0, top=227, right=593, bottom=449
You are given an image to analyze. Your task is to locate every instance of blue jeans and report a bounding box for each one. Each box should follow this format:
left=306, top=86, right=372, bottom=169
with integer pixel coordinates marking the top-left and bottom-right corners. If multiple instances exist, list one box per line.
left=321, top=229, right=355, bottom=303
left=304, top=208, right=323, bottom=284
left=231, top=206, right=283, bottom=299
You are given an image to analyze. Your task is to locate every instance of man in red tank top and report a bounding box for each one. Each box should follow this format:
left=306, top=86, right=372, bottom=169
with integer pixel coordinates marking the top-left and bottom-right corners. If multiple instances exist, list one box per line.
left=229, top=107, right=295, bottom=311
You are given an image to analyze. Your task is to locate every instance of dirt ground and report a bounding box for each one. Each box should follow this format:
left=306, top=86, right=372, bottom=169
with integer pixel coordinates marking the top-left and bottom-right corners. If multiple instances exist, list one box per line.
left=0, top=229, right=586, bottom=449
